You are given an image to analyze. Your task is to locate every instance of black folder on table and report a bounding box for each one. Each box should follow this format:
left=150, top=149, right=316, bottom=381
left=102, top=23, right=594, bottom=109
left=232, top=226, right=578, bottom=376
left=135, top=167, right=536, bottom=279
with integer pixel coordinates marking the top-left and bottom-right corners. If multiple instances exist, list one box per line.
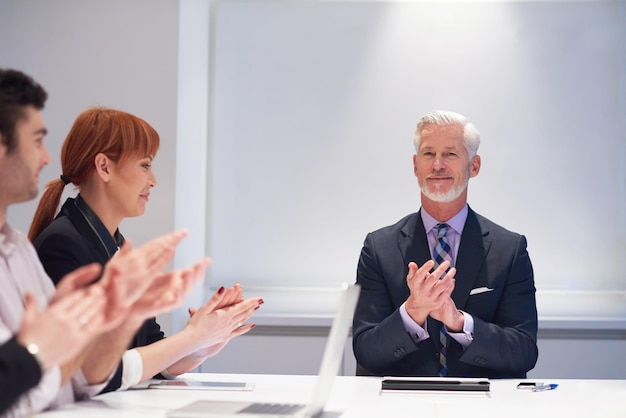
left=381, top=377, right=490, bottom=392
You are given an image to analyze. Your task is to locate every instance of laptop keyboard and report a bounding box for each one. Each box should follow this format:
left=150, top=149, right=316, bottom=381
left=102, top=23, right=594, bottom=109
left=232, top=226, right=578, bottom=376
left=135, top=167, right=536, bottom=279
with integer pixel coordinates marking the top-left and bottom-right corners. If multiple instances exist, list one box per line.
left=240, top=403, right=306, bottom=415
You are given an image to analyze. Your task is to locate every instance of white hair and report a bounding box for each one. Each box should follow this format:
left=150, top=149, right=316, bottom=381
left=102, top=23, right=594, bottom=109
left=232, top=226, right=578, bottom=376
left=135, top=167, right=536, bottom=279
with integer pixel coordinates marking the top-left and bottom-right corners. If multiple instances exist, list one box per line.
left=412, top=110, right=480, bottom=158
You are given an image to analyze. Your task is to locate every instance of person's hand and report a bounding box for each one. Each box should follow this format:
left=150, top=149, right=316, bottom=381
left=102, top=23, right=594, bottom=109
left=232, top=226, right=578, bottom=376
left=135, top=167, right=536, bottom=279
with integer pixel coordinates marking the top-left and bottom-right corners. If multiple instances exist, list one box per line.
left=428, top=268, right=464, bottom=332
left=122, top=257, right=211, bottom=325
left=50, top=263, right=102, bottom=303
left=212, top=283, right=244, bottom=310
left=100, top=229, right=189, bottom=311
left=17, top=287, right=106, bottom=370
left=184, top=287, right=263, bottom=358
left=404, top=260, right=455, bottom=326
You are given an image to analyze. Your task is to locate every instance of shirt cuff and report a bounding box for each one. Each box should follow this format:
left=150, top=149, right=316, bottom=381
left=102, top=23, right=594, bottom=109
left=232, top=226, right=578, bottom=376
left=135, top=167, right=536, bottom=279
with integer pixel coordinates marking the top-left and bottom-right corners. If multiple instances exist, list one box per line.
left=119, top=349, right=144, bottom=390
left=399, top=302, right=430, bottom=343
left=446, top=310, right=474, bottom=348
left=71, top=367, right=111, bottom=399
left=159, top=368, right=179, bottom=380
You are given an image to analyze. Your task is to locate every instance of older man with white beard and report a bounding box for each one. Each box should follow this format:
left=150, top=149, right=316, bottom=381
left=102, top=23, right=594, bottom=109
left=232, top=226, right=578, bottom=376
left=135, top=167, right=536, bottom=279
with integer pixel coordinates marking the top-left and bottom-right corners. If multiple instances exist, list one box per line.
left=352, top=110, right=538, bottom=379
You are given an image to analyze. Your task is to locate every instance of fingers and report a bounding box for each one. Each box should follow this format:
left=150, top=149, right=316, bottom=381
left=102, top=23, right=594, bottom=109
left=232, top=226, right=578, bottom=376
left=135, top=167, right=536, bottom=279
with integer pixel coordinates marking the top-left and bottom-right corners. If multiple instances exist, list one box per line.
left=219, top=284, right=243, bottom=308
left=431, top=260, right=452, bottom=281
left=204, top=283, right=243, bottom=312
left=66, top=286, right=107, bottom=331
left=127, top=268, right=195, bottom=320
left=227, top=297, right=264, bottom=326
left=102, top=246, right=209, bottom=325
left=53, top=263, right=102, bottom=301
left=194, top=287, right=226, bottom=317
left=48, top=285, right=106, bottom=332
left=406, top=260, right=440, bottom=301
left=18, top=286, right=110, bottom=370
left=101, top=230, right=190, bottom=308
left=229, top=323, right=255, bottom=338
left=431, top=265, right=456, bottom=300
left=406, top=260, right=437, bottom=284
left=180, top=257, right=210, bottom=294
left=405, top=260, right=456, bottom=323
left=405, top=262, right=419, bottom=282
left=21, top=292, right=39, bottom=329
left=136, top=229, right=188, bottom=273
left=444, top=266, right=457, bottom=281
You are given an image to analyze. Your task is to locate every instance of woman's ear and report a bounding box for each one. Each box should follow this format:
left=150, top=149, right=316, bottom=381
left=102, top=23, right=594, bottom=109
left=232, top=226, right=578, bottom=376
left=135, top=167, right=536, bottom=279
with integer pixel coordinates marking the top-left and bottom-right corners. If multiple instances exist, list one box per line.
left=94, top=153, right=112, bottom=182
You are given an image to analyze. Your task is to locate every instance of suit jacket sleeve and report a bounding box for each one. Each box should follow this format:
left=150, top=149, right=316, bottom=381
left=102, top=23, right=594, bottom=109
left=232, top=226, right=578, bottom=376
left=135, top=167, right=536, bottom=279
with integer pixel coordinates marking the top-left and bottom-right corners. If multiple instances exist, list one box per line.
left=352, top=232, right=439, bottom=377
left=452, top=232, right=538, bottom=377
left=0, top=337, right=43, bottom=414
left=34, top=226, right=98, bottom=286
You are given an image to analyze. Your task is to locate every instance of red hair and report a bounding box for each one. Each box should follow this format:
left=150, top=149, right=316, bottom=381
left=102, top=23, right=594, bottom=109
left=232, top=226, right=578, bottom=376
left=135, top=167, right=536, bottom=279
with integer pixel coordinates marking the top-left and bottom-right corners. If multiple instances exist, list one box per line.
left=28, top=107, right=160, bottom=241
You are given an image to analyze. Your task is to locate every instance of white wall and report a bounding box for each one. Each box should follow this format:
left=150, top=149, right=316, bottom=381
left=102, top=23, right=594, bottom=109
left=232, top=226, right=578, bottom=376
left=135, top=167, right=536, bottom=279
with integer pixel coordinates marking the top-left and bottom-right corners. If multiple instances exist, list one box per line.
left=209, top=0, right=626, bottom=296
left=0, top=0, right=180, bottom=331
left=0, top=0, right=178, bottom=246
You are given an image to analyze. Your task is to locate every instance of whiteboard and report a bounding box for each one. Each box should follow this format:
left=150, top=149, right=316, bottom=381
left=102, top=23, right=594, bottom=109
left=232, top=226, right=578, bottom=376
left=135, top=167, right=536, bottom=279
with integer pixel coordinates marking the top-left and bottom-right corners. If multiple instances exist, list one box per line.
left=208, top=0, right=626, bottom=293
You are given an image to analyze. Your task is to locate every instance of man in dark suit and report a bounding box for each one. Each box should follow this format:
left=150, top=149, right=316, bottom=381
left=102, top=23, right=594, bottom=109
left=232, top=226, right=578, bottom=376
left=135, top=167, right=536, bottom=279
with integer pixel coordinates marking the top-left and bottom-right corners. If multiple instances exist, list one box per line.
left=352, top=110, right=538, bottom=379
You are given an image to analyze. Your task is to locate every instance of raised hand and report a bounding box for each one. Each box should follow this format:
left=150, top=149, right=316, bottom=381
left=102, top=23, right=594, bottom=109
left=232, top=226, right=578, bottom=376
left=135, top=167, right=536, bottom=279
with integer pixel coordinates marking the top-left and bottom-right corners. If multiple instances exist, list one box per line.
left=18, top=287, right=106, bottom=370
left=51, top=263, right=102, bottom=303
left=404, top=260, right=455, bottom=326
left=124, top=257, right=211, bottom=323
left=184, top=286, right=263, bottom=358
left=99, top=229, right=188, bottom=312
left=428, top=267, right=464, bottom=332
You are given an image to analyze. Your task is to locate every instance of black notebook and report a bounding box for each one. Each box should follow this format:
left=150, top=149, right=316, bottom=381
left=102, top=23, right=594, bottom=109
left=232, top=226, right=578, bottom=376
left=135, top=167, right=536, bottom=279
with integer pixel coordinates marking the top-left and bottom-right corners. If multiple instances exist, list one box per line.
left=381, top=377, right=490, bottom=392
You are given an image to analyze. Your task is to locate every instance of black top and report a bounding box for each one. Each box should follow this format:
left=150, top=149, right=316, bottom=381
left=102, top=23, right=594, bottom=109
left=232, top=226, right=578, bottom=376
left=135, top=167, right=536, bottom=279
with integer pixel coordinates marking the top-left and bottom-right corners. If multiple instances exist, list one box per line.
left=0, top=337, right=42, bottom=414
left=33, top=196, right=165, bottom=393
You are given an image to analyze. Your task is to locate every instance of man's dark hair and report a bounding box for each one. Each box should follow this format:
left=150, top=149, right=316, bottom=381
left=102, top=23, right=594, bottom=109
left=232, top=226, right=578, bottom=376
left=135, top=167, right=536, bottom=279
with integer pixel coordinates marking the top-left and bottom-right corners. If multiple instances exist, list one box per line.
left=0, top=69, right=48, bottom=153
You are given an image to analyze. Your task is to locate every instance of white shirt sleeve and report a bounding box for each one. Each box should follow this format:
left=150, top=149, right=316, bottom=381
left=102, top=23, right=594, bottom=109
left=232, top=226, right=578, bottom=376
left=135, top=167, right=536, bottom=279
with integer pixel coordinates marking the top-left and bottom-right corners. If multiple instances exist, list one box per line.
left=70, top=367, right=113, bottom=399
left=119, top=349, right=144, bottom=390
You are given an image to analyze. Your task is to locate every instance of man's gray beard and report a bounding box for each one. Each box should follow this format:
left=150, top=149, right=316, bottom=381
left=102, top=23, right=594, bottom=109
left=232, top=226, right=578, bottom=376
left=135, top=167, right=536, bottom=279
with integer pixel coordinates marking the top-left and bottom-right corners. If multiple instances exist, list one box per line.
left=420, top=179, right=468, bottom=203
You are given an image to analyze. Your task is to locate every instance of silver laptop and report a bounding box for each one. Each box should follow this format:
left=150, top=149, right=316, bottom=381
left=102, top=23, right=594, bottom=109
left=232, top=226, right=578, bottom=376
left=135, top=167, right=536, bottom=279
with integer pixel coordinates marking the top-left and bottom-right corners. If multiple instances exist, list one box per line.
left=167, top=283, right=361, bottom=418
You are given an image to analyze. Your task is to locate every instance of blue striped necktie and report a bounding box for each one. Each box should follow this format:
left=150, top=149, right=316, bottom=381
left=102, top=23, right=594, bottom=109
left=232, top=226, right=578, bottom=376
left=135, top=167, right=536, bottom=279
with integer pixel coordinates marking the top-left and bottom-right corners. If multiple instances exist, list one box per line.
left=433, top=223, right=452, bottom=275
left=433, top=223, right=452, bottom=376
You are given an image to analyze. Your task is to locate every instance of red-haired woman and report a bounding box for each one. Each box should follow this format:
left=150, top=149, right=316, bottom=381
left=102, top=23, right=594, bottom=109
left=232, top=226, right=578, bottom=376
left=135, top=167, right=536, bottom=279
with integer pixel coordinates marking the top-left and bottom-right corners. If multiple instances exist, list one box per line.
left=29, top=107, right=261, bottom=393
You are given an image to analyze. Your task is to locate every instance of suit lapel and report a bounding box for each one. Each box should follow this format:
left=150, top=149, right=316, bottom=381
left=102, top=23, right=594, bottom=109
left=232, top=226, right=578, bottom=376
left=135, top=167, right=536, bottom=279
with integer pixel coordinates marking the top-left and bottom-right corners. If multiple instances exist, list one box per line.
left=398, top=210, right=431, bottom=268
left=452, top=208, right=490, bottom=310
left=62, top=199, right=113, bottom=265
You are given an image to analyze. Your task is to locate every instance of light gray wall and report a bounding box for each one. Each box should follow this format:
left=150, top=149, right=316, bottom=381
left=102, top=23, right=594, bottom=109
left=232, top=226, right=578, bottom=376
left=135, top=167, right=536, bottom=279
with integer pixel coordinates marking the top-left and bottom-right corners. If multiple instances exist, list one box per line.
left=0, top=0, right=178, bottom=248
left=0, top=0, right=180, bottom=332
left=209, top=0, right=626, bottom=295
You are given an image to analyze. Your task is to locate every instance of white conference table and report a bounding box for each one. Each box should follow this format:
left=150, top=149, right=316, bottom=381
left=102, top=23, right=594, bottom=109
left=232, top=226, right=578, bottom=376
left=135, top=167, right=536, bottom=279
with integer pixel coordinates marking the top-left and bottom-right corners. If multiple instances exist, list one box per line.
left=36, top=373, right=626, bottom=418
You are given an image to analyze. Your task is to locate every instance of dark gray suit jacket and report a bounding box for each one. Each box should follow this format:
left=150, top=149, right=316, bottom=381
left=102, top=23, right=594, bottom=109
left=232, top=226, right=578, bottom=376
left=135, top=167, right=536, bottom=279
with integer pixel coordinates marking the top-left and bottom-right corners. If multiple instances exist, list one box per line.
left=0, top=337, right=42, bottom=414
left=352, top=207, right=538, bottom=378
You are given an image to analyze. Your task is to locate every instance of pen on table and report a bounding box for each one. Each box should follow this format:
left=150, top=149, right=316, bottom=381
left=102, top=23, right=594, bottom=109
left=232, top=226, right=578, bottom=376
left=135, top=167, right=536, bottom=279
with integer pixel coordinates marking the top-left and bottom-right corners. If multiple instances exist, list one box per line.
left=532, top=383, right=558, bottom=392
